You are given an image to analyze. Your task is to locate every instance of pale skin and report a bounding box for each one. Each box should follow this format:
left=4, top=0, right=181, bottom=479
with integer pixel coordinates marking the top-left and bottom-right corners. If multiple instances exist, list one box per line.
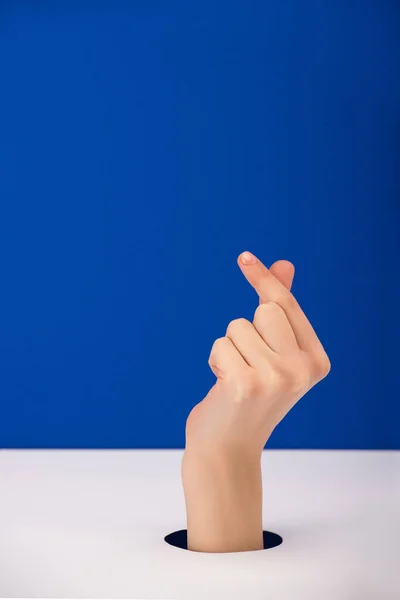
left=181, top=251, right=331, bottom=553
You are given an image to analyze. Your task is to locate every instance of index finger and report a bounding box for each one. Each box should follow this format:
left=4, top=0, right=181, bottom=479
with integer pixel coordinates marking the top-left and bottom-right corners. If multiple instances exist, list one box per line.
left=237, top=251, right=322, bottom=353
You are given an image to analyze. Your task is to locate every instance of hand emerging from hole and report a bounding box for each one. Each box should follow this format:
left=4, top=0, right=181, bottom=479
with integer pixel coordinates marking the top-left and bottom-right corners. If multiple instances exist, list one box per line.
left=182, top=252, right=331, bottom=553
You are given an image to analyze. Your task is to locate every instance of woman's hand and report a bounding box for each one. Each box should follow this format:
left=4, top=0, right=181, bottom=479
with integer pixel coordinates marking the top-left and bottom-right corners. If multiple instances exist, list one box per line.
left=185, top=251, right=331, bottom=459
left=182, top=251, right=331, bottom=553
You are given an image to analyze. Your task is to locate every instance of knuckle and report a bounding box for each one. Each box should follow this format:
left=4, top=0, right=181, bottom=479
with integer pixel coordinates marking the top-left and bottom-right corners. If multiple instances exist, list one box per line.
left=291, top=369, right=311, bottom=393
left=237, top=373, right=260, bottom=398
left=272, top=361, right=310, bottom=394
left=311, top=349, right=331, bottom=380
left=270, top=369, right=293, bottom=394
left=213, top=336, right=226, bottom=348
left=208, top=336, right=226, bottom=360
left=276, top=370, right=295, bottom=393
left=226, top=317, right=248, bottom=336
left=254, top=301, right=281, bottom=319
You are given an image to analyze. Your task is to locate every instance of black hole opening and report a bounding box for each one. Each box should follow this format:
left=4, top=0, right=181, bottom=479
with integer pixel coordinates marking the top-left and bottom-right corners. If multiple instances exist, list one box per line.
left=164, top=529, right=283, bottom=551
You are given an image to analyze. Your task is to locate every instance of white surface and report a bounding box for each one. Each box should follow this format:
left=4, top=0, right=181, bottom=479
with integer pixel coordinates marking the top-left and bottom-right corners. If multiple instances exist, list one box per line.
left=0, top=449, right=399, bottom=600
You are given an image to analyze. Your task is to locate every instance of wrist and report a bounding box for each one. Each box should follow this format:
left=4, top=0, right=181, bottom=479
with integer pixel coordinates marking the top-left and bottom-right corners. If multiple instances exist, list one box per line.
left=182, top=443, right=262, bottom=477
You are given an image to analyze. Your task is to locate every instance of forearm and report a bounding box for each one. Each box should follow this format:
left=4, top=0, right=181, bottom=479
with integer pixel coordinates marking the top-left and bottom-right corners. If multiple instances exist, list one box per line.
left=181, top=447, right=264, bottom=553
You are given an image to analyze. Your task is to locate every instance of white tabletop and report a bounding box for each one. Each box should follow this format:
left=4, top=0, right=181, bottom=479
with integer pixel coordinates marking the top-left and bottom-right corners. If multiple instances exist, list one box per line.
left=0, top=449, right=399, bottom=600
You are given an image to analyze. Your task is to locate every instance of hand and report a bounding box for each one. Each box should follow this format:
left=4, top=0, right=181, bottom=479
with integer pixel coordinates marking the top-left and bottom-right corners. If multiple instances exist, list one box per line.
left=185, top=251, right=331, bottom=459
left=182, top=252, right=331, bottom=552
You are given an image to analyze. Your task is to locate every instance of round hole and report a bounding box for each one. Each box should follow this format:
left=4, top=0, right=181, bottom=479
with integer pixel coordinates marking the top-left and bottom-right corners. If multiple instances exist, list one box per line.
left=164, top=529, right=282, bottom=551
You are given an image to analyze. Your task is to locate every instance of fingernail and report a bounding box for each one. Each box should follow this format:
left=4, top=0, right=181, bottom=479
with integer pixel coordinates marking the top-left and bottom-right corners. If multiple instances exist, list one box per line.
left=240, top=251, right=258, bottom=265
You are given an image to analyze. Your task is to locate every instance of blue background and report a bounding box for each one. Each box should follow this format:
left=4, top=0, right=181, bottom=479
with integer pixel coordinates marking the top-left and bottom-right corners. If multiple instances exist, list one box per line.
left=0, top=1, right=399, bottom=449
